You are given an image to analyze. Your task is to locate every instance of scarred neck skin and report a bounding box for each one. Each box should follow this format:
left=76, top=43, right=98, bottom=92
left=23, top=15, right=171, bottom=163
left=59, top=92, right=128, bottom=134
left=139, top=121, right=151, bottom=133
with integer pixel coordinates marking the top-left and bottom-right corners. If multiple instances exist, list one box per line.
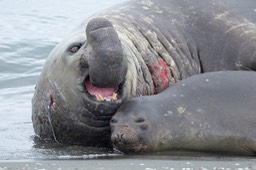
left=116, top=26, right=177, bottom=96
left=107, top=20, right=199, bottom=97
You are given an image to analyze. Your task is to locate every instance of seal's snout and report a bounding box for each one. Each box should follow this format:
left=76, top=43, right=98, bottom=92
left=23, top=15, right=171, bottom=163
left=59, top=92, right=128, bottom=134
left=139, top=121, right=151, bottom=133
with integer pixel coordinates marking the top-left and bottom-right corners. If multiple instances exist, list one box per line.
left=111, top=126, right=144, bottom=153
left=112, top=131, right=126, bottom=143
left=111, top=126, right=137, bottom=144
left=85, top=17, right=128, bottom=89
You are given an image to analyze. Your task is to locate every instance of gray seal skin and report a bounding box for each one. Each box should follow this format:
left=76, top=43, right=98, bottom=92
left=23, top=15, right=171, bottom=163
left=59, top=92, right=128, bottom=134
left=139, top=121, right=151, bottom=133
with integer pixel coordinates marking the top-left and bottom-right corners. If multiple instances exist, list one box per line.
left=32, top=0, right=256, bottom=147
left=111, top=71, right=256, bottom=155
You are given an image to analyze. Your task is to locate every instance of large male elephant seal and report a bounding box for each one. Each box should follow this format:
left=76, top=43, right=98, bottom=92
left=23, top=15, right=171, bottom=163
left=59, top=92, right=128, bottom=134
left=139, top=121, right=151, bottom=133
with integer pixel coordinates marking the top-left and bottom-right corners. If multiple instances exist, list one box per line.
left=32, top=0, right=256, bottom=147
left=111, top=71, right=256, bottom=155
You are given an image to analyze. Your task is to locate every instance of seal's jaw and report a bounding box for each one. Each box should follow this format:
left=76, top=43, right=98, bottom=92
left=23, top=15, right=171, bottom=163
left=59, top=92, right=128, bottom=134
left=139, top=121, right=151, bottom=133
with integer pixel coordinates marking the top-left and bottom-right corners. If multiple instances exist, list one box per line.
left=113, top=143, right=145, bottom=154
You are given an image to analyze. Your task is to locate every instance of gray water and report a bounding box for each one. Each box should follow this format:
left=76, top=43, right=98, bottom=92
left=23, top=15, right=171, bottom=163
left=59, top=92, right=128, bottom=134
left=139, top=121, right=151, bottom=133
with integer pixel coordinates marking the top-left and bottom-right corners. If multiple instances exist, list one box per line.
left=1, top=0, right=256, bottom=168
left=0, top=0, right=127, bottom=160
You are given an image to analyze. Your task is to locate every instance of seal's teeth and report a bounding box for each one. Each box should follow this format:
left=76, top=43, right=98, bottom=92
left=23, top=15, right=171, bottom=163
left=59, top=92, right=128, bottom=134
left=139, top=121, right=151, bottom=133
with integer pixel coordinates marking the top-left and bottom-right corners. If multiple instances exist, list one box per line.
left=96, top=94, right=104, bottom=101
left=111, top=93, right=117, bottom=100
left=95, top=93, right=118, bottom=101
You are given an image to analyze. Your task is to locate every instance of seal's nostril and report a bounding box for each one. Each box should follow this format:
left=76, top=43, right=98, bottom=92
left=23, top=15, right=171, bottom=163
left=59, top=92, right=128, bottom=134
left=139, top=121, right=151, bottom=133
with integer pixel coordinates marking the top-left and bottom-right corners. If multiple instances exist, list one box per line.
left=116, top=133, right=125, bottom=141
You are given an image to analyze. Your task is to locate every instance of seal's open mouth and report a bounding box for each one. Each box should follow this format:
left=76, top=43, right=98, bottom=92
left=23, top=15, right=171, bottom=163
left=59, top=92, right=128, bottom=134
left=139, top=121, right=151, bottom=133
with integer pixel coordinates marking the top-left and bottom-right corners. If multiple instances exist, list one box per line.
left=84, top=77, right=123, bottom=102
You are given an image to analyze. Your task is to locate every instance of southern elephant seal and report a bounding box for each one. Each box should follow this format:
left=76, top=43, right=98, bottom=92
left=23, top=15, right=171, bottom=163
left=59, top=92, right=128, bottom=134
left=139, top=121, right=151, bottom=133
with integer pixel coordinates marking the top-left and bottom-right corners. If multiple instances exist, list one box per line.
left=32, top=0, right=256, bottom=147
left=111, top=71, right=256, bottom=155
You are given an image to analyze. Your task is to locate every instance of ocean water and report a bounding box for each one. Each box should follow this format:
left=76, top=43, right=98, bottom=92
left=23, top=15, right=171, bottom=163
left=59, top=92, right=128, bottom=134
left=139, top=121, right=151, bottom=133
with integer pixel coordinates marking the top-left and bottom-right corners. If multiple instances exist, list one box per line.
left=0, top=0, right=126, bottom=160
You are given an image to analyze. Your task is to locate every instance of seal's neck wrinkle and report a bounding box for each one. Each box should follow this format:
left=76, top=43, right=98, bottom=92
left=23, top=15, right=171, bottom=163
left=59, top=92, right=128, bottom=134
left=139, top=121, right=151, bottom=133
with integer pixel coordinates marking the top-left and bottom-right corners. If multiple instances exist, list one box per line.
left=85, top=17, right=128, bottom=89
left=112, top=18, right=179, bottom=96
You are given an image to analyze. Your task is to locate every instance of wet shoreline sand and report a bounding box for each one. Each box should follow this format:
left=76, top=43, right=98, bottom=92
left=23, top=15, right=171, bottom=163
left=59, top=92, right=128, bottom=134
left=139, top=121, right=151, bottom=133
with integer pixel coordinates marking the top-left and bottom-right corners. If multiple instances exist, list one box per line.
left=1, top=153, right=256, bottom=170
left=1, top=158, right=256, bottom=170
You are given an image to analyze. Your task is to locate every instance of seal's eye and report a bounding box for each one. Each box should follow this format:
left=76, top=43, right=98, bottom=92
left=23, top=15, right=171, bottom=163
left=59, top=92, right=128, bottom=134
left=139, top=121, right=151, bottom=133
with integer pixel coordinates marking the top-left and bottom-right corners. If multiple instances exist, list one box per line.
left=110, top=117, right=118, bottom=124
left=69, top=43, right=82, bottom=53
left=135, top=117, right=145, bottom=123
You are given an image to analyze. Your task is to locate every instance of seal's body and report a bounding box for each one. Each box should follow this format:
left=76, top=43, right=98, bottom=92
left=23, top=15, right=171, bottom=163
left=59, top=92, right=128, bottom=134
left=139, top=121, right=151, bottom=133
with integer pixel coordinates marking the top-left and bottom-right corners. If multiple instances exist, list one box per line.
left=32, top=0, right=256, bottom=147
left=111, top=71, right=256, bottom=155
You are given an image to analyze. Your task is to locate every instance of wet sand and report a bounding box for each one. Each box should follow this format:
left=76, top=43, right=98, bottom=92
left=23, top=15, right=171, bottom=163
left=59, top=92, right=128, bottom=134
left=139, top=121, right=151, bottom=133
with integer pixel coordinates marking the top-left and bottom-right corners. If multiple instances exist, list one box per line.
left=1, top=158, right=256, bottom=170
left=1, top=153, right=256, bottom=170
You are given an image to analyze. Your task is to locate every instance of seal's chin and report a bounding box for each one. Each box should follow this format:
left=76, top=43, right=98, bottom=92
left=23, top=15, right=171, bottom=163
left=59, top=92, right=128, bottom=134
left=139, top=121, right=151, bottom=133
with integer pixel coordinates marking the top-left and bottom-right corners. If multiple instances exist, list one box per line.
left=84, top=77, right=123, bottom=103
left=113, top=143, right=145, bottom=154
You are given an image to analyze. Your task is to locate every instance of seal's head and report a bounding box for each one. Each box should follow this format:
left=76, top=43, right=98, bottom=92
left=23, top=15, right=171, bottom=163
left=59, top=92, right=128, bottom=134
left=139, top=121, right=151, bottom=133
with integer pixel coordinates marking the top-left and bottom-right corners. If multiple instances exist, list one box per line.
left=32, top=18, right=128, bottom=146
left=32, top=13, right=176, bottom=146
left=110, top=98, right=157, bottom=153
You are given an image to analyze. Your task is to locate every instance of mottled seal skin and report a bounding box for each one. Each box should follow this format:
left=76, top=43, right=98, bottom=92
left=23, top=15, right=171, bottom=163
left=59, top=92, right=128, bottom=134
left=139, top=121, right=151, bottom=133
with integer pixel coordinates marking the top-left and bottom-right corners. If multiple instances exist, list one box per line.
left=111, top=71, right=256, bottom=155
left=32, top=0, right=256, bottom=146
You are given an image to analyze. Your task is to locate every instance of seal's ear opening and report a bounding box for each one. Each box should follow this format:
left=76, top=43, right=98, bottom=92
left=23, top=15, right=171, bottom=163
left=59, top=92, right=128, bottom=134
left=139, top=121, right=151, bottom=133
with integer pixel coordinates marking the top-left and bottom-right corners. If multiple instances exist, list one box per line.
left=85, top=17, right=128, bottom=89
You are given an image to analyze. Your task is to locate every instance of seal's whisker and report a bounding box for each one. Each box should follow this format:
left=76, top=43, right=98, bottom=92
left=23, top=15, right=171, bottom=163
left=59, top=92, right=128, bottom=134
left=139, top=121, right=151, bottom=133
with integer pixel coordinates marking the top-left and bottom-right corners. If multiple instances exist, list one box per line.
left=47, top=100, right=60, bottom=144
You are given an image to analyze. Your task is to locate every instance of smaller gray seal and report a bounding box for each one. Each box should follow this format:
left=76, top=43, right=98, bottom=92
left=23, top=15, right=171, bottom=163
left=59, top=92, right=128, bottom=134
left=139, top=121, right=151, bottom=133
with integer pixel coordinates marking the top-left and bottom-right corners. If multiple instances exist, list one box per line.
left=111, top=71, right=256, bottom=155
